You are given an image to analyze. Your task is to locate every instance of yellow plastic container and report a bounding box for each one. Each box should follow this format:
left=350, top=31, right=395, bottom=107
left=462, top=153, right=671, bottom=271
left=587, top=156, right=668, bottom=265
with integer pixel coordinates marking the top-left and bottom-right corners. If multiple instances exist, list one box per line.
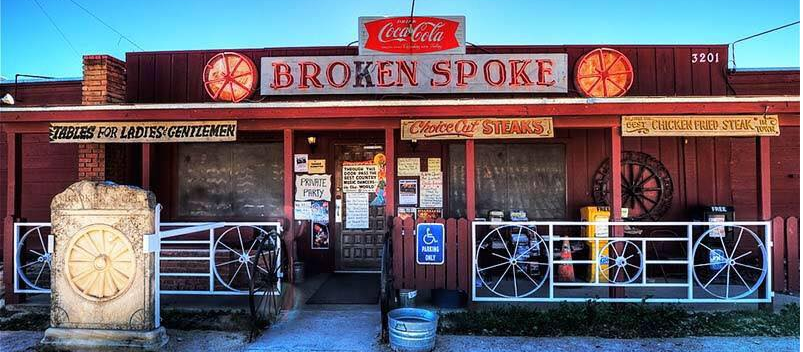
left=581, top=206, right=610, bottom=282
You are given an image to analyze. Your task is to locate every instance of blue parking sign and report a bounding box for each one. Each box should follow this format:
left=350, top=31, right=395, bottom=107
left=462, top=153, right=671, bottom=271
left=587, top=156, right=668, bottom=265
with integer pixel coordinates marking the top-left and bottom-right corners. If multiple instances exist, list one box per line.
left=416, top=223, right=445, bottom=265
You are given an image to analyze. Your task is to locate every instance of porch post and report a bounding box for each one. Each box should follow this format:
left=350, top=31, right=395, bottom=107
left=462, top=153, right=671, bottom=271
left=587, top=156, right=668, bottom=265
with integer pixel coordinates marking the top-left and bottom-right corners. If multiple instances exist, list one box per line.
left=141, top=143, right=151, bottom=190
left=757, top=137, right=772, bottom=220
left=465, top=140, right=476, bottom=221
left=3, top=132, right=21, bottom=303
left=384, top=128, right=395, bottom=217
left=757, top=136, right=772, bottom=307
left=609, top=126, right=624, bottom=298
left=282, top=129, right=295, bottom=282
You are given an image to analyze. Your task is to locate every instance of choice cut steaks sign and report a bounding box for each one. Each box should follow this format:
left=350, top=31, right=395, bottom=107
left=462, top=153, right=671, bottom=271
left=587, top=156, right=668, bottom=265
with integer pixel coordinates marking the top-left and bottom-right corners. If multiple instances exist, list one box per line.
left=358, top=16, right=465, bottom=55
left=401, top=117, right=554, bottom=140
left=260, top=54, right=568, bottom=95
left=49, top=121, right=237, bottom=143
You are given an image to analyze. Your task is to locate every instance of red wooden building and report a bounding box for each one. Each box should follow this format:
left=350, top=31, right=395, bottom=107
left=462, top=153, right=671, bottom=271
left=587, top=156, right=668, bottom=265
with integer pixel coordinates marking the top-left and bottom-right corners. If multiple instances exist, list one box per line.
left=1, top=41, right=799, bottom=303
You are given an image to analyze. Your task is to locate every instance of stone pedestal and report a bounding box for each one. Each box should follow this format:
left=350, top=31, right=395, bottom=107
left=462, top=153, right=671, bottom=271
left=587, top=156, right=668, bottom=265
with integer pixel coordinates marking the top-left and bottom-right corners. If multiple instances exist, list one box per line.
left=42, top=181, right=167, bottom=350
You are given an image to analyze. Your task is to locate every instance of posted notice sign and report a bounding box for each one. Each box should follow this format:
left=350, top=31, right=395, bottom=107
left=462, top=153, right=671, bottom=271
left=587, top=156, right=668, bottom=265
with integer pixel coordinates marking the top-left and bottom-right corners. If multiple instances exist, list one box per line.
left=416, top=223, right=444, bottom=265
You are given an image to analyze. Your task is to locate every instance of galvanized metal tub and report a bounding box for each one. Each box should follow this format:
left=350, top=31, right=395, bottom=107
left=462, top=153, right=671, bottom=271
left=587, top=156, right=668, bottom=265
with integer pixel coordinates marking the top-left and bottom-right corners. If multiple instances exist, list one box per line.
left=388, top=308, right=438, bottom=352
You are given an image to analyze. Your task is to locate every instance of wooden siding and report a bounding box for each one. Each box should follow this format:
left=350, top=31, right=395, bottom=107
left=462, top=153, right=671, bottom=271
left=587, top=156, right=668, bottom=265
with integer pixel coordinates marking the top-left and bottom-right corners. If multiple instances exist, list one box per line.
left=0, top=134, right=78, bottom=250
left=0, top=80, right=82, bottom=106
left=728, top=70, right=800, bottom=96
left=126, top=45, right=732, bottom=103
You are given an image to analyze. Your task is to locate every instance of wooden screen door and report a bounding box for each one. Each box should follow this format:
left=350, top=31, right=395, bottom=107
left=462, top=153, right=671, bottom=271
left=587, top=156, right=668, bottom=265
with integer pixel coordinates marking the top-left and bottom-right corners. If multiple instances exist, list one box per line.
left=334, top=143, right=387, bottom=271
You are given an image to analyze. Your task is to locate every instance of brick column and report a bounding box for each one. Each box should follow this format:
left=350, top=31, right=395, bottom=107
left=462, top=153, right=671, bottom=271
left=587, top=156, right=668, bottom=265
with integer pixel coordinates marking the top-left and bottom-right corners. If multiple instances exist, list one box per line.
left=79, top=55, right=126, bottom=181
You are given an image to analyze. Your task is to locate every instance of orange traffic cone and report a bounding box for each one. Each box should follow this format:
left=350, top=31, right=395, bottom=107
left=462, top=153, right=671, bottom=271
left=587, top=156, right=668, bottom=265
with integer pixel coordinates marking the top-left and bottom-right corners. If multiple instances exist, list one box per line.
left=557, top=240, right=575, bottom=282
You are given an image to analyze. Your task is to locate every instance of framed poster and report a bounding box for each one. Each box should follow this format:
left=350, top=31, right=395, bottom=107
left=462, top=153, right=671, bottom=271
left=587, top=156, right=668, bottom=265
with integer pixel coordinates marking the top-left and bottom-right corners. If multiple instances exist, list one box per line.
left=294, top=154, right=309, bottom=173
left=310, top=200, right=329, bottom=224
left=398, top=207, right=416, bottom=221
left=311, top=222, right=330, bottom=249
left=417, top=208, right=442, bottom=221
left=398, top=179, right=418, bottom=205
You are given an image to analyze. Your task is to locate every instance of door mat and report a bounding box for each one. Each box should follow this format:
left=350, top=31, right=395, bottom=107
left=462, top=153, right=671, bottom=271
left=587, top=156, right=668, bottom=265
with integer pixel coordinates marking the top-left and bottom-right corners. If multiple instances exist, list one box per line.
left=306, top=273, right=380, bottom=305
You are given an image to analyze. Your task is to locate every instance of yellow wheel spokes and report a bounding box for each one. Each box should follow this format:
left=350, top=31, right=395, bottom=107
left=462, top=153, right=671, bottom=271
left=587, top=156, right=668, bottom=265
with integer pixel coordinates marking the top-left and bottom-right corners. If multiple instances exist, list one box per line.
left=65, top=225, right=136, bottom=301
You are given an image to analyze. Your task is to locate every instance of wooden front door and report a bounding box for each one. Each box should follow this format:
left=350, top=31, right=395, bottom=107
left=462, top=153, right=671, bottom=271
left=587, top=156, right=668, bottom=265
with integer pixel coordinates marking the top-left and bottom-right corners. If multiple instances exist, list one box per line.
left=334, top=144, right=386, bottom=271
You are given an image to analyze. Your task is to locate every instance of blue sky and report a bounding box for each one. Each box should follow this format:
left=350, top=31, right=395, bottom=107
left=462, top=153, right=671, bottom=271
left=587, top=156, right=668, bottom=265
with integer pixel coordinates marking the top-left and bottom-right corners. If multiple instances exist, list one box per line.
left=1, top=0, right=799, bottom=78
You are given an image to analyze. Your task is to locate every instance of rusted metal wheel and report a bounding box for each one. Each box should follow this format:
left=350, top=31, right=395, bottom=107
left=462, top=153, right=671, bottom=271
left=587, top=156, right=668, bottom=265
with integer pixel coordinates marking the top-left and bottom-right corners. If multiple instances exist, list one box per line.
left=593, top=151, right=674, bottom=221
left=203, top=52, right=258, bottom=103
left=248, top=229, right=285, bottom=338
left=575, top=48, right=634, bottom=97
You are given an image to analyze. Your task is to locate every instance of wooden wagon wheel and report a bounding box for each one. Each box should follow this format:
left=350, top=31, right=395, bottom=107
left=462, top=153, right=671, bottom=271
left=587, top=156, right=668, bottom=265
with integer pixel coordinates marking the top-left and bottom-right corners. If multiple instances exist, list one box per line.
left=203, top=52, right=258, bottom=103
left=592, top=151, right=674, bottom=221
left=575, top=48, right=634, bottom=97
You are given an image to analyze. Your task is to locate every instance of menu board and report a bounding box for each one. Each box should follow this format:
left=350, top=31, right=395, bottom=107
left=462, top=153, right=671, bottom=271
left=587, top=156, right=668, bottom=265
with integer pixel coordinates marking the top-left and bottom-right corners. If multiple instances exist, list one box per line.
left=345, top=192, right=370, bottom=229
left=342, top=164, right=379, bottom=193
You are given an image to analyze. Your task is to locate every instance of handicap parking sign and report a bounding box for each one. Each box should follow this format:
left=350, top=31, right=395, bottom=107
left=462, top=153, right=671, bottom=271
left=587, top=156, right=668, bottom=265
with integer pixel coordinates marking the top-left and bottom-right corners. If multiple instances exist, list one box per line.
left=416, top=223, right=445, bottom=265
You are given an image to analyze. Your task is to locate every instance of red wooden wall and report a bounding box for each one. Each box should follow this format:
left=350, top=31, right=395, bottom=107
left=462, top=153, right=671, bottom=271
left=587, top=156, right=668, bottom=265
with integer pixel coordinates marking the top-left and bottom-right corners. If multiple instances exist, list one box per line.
left=0, top=134, right=78, bottom=250
left=0, top=80, right=82, bottom=106
left=125, top=45, right=730, bottom=103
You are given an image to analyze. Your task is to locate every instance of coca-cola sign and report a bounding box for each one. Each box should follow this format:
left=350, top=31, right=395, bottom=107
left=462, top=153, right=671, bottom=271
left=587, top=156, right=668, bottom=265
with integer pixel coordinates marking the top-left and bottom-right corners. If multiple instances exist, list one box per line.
left=359, top=16, right=465, bottom=55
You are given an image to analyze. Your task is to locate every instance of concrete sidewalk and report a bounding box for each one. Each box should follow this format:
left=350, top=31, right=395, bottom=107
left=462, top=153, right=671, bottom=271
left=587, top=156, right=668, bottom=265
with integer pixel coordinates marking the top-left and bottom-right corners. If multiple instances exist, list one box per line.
left=246, top=308, right=383, bottom=352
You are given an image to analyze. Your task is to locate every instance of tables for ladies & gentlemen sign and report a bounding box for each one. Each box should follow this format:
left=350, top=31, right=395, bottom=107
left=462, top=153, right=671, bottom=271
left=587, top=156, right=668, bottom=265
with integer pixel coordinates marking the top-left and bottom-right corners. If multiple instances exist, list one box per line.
left=49, top=121, right=237, bottom=143
left=401, top=117, right=554, bottom=140
left=622, top=115, right=780, bottom=137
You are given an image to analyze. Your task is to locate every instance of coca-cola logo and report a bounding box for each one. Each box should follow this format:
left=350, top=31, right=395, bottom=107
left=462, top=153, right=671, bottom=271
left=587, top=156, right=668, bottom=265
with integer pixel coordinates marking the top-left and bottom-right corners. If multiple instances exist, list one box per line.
left=362, top=16, right=462, bottom=54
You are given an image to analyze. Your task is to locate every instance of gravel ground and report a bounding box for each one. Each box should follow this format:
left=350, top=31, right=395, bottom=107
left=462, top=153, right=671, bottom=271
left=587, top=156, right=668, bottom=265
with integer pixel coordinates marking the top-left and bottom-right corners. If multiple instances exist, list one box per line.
left=432, top=335, right=801, bottom=352
left=0, top=330, right=799, bottom=351
left=0, top=330, right=249, bottom=352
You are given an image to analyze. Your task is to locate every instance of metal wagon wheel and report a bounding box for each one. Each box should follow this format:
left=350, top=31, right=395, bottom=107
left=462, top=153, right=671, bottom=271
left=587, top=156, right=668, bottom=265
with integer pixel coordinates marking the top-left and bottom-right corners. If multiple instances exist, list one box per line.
left=248, top=230, right=285, bottom=335
left=593, top=151, right=674, bottom=221
left=213, top=225, right=273, bottom=292
left=692, top=225, right=767, bottom=300
left=598, top=240, right=643, bottom=284
left=475, top=225, right=549, bottom=298
left=16, top=226, right=52, bottom=291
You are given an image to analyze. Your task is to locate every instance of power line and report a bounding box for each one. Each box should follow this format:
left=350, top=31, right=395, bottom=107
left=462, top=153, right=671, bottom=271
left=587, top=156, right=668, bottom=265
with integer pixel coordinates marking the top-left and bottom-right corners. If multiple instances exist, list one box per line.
left=65, top=0, right=145, bottom=51
left=29, top=0, right=81, bottom=56
left=730, top=21, right=800, bottom=69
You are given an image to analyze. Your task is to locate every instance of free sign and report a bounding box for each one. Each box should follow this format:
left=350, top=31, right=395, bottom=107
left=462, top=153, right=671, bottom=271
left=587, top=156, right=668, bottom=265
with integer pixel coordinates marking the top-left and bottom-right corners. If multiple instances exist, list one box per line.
left=416, top=223, right=445, bottom=265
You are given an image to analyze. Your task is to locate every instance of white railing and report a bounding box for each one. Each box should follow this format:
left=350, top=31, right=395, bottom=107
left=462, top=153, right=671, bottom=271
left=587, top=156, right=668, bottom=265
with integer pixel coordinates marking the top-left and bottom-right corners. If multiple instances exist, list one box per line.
left=472, top=221, right=772, bottom=303
left=13, top=218, right=283, bottom=296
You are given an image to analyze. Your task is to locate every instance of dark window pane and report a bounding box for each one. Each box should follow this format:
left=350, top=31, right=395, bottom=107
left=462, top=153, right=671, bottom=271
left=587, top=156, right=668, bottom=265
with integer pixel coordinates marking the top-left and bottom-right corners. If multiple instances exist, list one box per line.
left=177, top=142, right=283, bottom=218
left=475, top=143, right=566, bottom=220
left=447, top=143, right=466, bottom=218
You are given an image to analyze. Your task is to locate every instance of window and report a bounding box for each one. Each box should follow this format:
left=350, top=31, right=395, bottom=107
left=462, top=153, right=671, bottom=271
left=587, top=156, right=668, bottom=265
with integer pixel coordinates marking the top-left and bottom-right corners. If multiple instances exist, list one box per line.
left=448, top=143, right=566, bottom=220
left=177, top=142, right=283, bottom=218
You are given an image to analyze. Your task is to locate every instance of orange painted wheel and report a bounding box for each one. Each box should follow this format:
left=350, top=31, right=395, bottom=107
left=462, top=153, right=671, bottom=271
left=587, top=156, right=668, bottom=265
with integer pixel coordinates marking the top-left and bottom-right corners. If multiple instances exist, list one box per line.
left=575, top=48, right=634, bottom=98
left=203, top=52, right=258, bottom=103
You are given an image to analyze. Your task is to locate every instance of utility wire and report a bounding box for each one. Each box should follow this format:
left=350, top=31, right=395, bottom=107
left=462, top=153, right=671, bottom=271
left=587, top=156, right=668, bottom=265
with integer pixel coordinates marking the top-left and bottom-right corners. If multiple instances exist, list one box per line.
left=730, top=20, right=799, bottom=69
left=65, top=0, right=145, bottom=51
left=29, top=0, right=81, bottom=56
